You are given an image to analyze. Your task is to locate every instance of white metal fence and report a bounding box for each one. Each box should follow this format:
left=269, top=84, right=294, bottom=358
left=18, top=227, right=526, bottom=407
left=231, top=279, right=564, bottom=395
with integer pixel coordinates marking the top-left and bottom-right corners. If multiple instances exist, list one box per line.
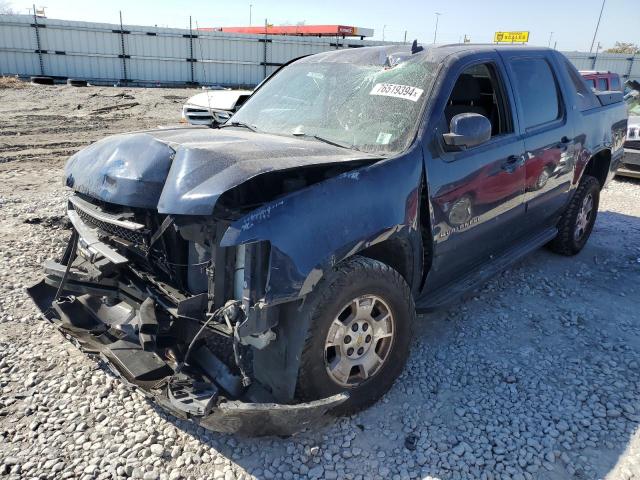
left=1, top=14, right=639, bottom=87
left=0, top=14, right=386, bottom=87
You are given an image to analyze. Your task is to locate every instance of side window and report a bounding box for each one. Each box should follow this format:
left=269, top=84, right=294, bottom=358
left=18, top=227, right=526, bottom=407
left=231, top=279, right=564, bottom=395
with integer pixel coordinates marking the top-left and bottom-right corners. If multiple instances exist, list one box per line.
left=598, top=78, right=608, bottom=91
left=610, top=76, right=621, bottom=91
left=587, top=79, right=596, bottom=88
left=445, top=62, right=512, bottom=137
left=510, top=58, right=561, bottom=129
left=561, top=59, right=600, bottom=111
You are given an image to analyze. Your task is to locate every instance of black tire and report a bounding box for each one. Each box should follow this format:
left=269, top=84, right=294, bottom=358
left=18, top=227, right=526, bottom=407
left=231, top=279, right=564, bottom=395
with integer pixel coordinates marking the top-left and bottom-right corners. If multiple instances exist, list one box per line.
left=66, top=78, right=87, bottom=87
left=296, top=256, right=415, bottom=415
left=548, top=174, right=600, bottom=256
left=30, top=76, right=54, bottom=85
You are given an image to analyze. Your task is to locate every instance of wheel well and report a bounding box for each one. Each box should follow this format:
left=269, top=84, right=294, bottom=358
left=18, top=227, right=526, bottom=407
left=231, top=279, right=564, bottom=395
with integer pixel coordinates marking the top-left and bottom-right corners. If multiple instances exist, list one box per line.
left=356, top=179, right=433, bottom=294
left=358, top=237, right=415, bottom=289
left=583, top=150, right=611, bottom=188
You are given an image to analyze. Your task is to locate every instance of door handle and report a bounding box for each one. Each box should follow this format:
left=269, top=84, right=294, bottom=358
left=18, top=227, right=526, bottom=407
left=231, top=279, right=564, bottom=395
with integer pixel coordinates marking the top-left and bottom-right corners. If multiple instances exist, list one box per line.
left=501, top=155, right=524, bottom=173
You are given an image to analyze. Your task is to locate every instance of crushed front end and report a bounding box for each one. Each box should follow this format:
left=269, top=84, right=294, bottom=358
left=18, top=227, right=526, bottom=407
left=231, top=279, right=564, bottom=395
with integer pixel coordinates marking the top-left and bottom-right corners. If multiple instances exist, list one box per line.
left=28, top=192, right=346, bottom=436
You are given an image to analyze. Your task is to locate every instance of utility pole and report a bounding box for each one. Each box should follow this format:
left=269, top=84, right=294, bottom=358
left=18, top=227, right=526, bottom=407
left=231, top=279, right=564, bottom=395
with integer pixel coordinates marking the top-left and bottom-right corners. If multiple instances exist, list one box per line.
left=403, top=30, right=407, bottom=44
left=263, top=18, right=268, bottom=79
left=118, top=10, right=128, bottom=85
left=589, top=0, right=606, bottom=54
left=188, top=16, right=194, bottom=84
left=433, top=12, right=442, bottom=44
left=382, top=24, right=387, bottom=42
left=32, top=3, right=44, bottom=75
left=249, top=4, right=252, bottom=26
left=548, top=31, right=553, bottom=47
left=592, top=41, right=602, bottom=69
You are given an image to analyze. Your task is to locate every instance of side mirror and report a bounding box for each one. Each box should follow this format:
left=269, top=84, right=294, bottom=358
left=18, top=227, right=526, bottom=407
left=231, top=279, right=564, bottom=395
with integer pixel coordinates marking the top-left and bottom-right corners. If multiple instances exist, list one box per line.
left=443, top=113, right=492, bottom=149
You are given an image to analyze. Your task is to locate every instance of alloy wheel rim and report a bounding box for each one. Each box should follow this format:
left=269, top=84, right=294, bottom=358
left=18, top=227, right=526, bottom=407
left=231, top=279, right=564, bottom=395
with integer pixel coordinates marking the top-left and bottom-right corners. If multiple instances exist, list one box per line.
left=324, top=294, right=395, bottom=387
left=574, top=193, right=594, bottom=241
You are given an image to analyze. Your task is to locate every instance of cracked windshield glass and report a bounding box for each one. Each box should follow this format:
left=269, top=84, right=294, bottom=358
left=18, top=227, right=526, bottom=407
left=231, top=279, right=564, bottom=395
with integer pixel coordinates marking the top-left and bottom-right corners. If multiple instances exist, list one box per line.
left=231, top=54, right=437, bottom=155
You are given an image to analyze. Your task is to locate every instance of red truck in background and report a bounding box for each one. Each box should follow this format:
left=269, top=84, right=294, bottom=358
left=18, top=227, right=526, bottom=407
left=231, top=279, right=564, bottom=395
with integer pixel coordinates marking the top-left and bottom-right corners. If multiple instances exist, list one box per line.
left=580, top=70, right=623, bottom=92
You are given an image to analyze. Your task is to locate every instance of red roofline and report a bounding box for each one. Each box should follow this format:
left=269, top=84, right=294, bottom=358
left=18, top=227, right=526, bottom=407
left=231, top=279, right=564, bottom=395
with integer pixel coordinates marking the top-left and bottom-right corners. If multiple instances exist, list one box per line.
left=198, top=25, right=372, bottom=37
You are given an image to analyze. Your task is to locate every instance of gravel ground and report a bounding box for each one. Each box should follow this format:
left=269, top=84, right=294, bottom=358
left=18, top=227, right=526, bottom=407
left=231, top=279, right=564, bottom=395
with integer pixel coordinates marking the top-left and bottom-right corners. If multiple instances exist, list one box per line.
left=1, top=82, right=640, bottom=480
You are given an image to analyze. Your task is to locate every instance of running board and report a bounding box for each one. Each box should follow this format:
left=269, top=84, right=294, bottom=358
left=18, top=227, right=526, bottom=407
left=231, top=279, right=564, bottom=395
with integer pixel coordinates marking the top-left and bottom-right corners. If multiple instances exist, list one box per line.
left=416, top=227, right=557, bottom=312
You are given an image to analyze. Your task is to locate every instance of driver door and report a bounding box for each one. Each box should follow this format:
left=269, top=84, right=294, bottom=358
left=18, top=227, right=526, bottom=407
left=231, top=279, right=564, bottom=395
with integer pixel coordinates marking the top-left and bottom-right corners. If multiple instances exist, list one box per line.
left=424, top=56, right=527, bottom=286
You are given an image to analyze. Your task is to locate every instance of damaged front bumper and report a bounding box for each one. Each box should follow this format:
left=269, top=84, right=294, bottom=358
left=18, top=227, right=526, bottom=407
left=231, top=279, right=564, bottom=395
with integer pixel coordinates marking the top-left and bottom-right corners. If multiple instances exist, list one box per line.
left=27, top=245, right=347, bottom=437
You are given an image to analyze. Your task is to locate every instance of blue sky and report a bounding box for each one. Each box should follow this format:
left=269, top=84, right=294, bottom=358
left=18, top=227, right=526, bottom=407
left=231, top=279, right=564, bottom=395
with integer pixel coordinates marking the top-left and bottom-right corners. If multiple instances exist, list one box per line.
left=8, top=0, right=638, bottom=52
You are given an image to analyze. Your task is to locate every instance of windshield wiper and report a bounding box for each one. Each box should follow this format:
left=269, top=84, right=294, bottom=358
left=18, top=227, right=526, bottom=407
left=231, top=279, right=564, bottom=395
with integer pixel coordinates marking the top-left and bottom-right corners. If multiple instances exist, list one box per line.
left=219, top=121, right=258, bottom=132
left=293, top=132, right=360, bottom=152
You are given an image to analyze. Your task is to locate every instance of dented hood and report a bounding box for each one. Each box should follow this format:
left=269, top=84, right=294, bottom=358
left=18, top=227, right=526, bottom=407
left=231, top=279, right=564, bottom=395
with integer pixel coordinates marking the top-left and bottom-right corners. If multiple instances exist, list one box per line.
left=64, top=126, right=379, bottom=214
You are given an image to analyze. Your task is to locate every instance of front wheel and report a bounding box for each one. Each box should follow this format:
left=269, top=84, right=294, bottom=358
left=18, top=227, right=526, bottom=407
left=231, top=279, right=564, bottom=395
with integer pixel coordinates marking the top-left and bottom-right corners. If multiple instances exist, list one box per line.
left=295, top=256, right=415, bottom=415
left=548, top=174, right=600, bottom=256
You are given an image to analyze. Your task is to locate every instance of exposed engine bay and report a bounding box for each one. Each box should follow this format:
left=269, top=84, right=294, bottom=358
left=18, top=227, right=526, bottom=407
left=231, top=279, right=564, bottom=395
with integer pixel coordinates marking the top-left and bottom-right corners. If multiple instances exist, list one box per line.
left=29, top=189, right=348, bottom=435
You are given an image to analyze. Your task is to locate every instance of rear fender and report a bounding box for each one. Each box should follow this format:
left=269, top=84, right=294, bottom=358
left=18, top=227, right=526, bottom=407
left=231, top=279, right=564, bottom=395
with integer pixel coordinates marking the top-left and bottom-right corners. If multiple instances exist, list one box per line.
left=220, top=148, right=424, bottom=303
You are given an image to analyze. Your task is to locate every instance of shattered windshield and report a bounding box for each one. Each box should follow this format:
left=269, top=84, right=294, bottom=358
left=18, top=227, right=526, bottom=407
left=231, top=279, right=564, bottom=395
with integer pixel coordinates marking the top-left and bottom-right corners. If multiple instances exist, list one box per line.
left=231, top=54, right=438, bottom=155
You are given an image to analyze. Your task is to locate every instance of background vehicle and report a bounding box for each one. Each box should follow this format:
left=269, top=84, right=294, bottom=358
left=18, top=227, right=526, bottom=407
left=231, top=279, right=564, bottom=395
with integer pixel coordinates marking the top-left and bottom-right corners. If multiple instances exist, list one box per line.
left=29, top=44, right=626, bottom=436
left=618, top=89, right=640, bottom=178
left=182, top=88, right=253, bottom=125
left=580, top=70, right=622, bottom=92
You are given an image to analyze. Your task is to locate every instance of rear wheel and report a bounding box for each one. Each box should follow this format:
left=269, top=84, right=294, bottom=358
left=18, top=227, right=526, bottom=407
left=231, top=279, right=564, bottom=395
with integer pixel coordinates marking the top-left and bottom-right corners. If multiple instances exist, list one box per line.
left=296, top=256, right=415, bottom=415
left=548, top=174, right=600, bottom=256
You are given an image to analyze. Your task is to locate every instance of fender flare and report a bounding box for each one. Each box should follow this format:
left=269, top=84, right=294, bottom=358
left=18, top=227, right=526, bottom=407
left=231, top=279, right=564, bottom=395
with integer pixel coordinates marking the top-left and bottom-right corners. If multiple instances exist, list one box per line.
left=220, top=148, right=425, bottom=304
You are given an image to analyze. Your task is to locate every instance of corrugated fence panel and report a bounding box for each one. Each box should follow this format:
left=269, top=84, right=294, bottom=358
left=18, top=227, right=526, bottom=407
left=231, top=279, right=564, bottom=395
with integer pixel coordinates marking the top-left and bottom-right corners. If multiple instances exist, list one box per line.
left=0, top=51, right=40, bottom=76
left=1, top=14, right=638, bottom=86
left=0, top=23, right=36, bottom=50
left=0, top=17, right=40, bottom=75
left=564, top=51, right=640, bottom=82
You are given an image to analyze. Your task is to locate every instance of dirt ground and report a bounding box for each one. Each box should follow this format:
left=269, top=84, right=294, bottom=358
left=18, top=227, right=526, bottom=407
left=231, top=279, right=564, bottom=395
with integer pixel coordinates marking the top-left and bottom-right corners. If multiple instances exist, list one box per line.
left=1, top=82, right=639, bottom=480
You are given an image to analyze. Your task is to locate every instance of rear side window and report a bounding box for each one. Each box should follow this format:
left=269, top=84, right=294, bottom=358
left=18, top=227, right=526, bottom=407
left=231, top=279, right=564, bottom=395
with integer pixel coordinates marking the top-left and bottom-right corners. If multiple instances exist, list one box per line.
left=610, top=76, right=621, bottom=91
left=561, top=59, right=600, bottom=111
left=598, top=78, right=608, bottom=91
left=510, top=58, right=561, bottom=129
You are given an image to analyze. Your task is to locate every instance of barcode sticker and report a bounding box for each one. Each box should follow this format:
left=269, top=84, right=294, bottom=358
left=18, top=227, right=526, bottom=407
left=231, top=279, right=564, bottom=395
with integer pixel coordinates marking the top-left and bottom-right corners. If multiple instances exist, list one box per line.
left=376, top=132, right=393, bottom=144
left=370, top=83, right=424, bottom=102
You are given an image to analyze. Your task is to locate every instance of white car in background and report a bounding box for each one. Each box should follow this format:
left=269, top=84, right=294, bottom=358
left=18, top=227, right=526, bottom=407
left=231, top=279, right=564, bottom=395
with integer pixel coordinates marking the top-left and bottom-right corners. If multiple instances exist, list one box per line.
left=619, top=88, right=640, bottom=179
left=182, top=89, right=253, bottom=126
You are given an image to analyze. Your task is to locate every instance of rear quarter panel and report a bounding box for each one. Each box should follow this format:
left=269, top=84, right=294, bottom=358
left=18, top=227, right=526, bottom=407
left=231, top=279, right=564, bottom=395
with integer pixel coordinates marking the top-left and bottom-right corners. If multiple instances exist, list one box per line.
left=573, top=104, right=627, bottom=186
left=553, top=52, right=627, bottom=187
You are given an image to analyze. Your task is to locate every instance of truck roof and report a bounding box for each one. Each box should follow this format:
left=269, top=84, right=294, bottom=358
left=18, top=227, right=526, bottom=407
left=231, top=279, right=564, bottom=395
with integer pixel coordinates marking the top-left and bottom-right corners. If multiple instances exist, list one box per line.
left=302, top=43, right=556, bottom=66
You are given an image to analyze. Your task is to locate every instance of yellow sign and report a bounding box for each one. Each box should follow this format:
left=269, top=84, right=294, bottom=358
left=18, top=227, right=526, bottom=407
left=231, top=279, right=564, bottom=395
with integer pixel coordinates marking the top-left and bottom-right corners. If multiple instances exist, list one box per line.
left=494, top=31, right=529, bottom=43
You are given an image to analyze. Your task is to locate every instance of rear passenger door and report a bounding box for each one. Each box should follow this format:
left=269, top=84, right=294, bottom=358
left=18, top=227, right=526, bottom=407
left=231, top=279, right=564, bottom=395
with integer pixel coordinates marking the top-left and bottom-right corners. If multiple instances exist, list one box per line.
left=500, top=52, right=576, bottom=230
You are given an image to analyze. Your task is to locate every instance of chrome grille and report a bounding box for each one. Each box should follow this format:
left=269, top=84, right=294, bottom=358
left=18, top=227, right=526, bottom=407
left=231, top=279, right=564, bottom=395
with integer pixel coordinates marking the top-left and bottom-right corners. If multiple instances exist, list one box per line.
left=74, top=206, right=147, bottom=245
left=183, top=107, right=233, bottom=125
left=69, top=195, right=149, bottom=248
left=184, top=107, right=214, bottom=125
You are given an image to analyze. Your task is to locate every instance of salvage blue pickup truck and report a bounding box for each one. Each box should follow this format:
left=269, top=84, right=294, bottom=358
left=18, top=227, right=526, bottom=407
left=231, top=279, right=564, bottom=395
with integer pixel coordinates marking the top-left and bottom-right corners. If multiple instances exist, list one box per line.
left=29, top=43, right=627, bottom=435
